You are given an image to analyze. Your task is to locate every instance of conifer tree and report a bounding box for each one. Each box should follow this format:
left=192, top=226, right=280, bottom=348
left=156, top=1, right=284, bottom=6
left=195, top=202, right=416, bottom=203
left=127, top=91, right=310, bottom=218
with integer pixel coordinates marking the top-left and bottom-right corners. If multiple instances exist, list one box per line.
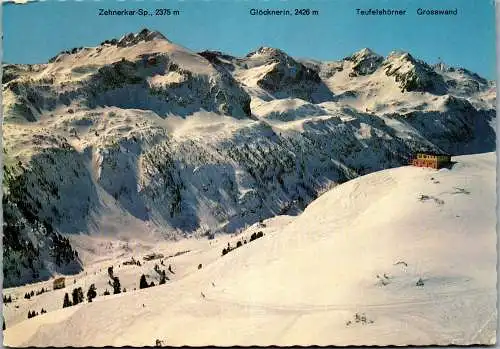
left=78, top=287, right=84, bottom=303
left=87, top=284, right=97, bottom=302
left=140, top=274, right=148, bottom=289
left=63, top=293, right=72, bottom=308
left=72, top=288, right=84, bottom=305
left=112, top=277, right=121, bottom=294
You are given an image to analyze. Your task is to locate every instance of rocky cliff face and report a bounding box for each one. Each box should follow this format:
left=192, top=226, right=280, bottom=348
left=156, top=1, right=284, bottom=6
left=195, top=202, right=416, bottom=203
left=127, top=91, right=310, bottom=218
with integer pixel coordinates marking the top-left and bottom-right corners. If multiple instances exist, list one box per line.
left=3, top=154, right=82, bottom=287
left=345, top=48, right=384, bottom=77
left=2, top=29, right=496, bottom=286
left=248, top=47, right=333, bottom=102
left=382, top=51, right=449, bottom=95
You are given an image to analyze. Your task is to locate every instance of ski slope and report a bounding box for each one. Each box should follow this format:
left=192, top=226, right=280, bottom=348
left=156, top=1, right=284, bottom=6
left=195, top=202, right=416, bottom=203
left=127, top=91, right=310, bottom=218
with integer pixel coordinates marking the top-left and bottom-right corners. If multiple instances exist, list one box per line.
left=3, top=152, right=496, bottom=346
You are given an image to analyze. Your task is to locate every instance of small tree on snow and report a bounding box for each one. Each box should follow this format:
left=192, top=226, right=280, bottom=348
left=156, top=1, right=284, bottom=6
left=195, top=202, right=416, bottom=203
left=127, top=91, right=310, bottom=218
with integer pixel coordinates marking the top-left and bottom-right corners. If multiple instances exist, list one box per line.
left=140, top=274, right=149, bottom=289
left=72, top=287, right=84, bottom=305
left=63, top=293, right=72, bottom=308
left=112, top=277, right=121, bottom=294
left=87, top=284, right=97, bottom=302
left=72, top=288, right=79, bottom=305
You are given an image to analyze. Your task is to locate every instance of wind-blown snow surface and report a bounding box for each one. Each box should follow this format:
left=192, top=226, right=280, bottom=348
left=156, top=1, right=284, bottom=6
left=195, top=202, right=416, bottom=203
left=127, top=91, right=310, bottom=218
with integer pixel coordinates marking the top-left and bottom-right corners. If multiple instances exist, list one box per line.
left=3, top=153, right=496, bottom=346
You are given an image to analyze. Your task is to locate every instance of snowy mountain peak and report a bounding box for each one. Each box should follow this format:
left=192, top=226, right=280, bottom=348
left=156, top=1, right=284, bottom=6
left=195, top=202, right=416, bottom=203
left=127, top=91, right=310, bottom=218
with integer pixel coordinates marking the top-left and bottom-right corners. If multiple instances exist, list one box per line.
left=247, top=46, right=288, bottom=59
left=349, top=48, right=380, bottom=60
left=346, top=48, right=383, bottom=76
left=434, top=63, right=490, bottom=84
left=245, top=47, right=305, bottom=67
left=116, top=28, right=170, bottom=47
left=386, top=50, right=412, bottom=61
left=47, top=29, right=170, bottom=63
left=382, top=50, right=447, bottom=94
left=240, top=46, right=332, bottom=102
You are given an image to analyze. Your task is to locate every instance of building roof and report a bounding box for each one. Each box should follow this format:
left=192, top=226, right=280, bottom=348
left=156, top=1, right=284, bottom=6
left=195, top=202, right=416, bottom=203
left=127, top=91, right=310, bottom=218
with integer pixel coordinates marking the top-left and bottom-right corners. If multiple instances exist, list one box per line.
left=415, top=151, right=451, bottom=157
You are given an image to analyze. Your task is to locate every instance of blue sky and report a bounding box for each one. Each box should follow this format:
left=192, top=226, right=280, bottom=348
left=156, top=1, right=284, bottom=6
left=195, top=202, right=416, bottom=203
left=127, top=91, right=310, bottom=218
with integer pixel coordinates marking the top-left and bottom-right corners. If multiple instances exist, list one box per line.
left=3, top=0, right=496, bottom=79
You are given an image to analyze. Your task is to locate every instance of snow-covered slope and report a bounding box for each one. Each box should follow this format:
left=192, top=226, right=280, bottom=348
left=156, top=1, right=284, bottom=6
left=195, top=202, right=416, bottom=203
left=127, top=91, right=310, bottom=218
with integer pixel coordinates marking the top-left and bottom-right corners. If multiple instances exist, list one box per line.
left=2, top=29, right=496, bottom=287
left=3, top=152, right=496, bottom=346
